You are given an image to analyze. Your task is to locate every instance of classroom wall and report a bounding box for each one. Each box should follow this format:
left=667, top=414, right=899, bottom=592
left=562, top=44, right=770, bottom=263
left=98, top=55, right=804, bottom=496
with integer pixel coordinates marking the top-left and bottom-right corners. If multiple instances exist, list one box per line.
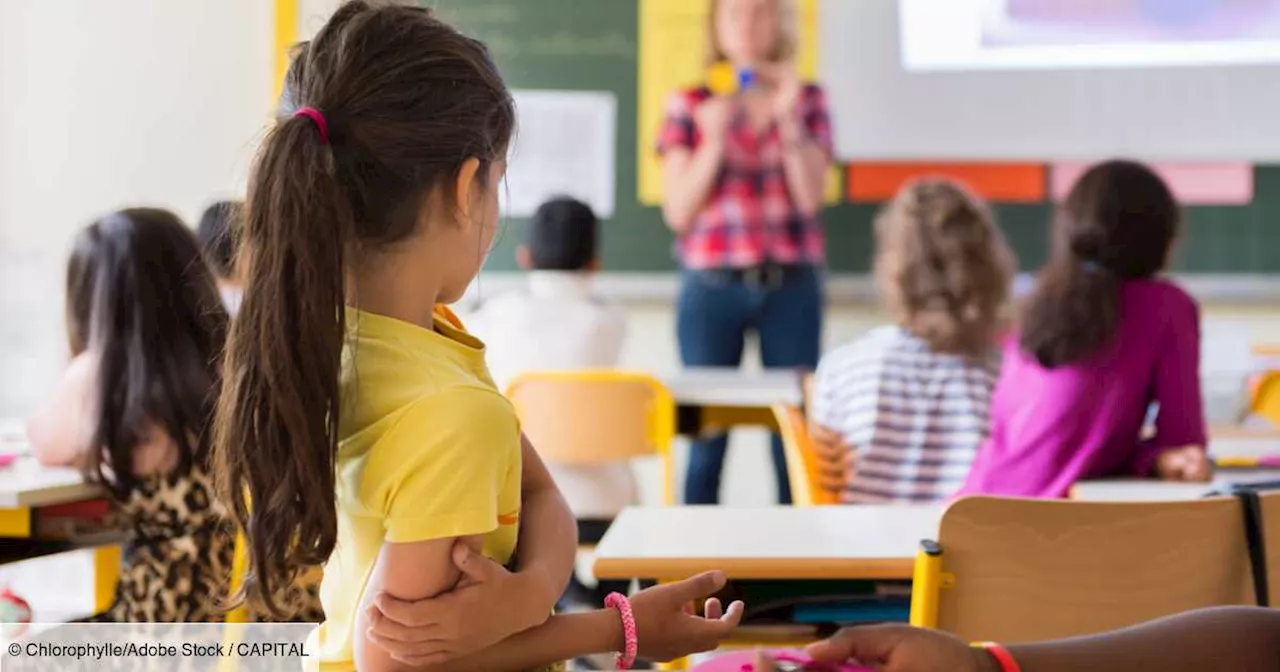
left=0, top=0, right=275, bottom=414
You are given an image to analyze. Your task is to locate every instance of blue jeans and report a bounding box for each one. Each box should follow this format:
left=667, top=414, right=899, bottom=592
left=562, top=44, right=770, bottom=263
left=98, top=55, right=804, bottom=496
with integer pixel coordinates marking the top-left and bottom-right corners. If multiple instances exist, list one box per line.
left=677, top=265, right=824, bottom=504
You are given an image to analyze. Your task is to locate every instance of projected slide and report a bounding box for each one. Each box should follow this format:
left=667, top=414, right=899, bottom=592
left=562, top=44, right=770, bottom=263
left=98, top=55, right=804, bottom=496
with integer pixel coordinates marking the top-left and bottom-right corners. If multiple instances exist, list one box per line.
left=902, top=0, right=1280, bottom=70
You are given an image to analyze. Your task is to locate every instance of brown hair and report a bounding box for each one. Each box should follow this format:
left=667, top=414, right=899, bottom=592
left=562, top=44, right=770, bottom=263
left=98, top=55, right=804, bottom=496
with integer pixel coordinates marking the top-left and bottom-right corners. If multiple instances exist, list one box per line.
left=1020, top=160, right=1179, bottom=368
left=874, top=178, right=1014, bottom=358
left=211, top=1, right=514, bottom=614
left=705, top=0, right=799, bottom=66
left=66, top=209, right=228, bottom=498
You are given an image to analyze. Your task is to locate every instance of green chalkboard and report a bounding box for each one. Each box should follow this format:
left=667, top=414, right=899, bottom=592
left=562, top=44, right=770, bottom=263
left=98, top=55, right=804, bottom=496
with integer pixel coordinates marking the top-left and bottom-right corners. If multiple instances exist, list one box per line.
left=433, top=0, right=1280, bottom=274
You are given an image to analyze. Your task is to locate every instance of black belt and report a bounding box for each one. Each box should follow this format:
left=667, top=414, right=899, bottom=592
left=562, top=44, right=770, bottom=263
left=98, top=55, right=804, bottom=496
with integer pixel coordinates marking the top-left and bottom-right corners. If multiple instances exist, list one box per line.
left=698, top=263, right=805, bottom=289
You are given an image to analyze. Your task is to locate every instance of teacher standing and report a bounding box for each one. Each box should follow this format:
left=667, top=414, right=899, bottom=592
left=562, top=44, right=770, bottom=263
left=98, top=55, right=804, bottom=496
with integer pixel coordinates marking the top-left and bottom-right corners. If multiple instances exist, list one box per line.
left=657, top=0, right=833, bottom=504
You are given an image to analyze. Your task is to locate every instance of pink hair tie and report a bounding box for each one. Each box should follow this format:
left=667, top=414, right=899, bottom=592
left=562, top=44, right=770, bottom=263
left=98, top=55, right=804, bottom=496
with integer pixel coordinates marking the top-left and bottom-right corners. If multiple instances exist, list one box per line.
left=293, top=106, right=329, bottom=144
left=604, top=592, right=638, bottom=670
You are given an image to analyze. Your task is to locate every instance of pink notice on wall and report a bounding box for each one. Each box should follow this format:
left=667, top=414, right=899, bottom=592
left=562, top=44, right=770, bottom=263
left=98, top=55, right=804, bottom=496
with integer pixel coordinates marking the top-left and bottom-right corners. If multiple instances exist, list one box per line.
left=1050, top=162, right=1255, bottom=205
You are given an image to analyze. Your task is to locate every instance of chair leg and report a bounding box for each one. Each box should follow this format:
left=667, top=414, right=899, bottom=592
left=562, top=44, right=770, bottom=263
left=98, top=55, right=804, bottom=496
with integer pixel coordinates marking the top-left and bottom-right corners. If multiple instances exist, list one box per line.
left=909, top=541, right=944, bottom=629
left=93, top=545, right=121, bottom=614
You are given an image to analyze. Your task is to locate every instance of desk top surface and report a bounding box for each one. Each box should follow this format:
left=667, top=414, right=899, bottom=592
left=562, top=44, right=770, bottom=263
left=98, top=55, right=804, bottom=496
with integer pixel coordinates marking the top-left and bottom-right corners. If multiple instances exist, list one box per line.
left=0, top=456, right=100, bottom=509
left=594, top=505, right=942, bottom=580
left=1071, top=469, right=1280, bottom=502
left=663, top=369, right=803, bottom=408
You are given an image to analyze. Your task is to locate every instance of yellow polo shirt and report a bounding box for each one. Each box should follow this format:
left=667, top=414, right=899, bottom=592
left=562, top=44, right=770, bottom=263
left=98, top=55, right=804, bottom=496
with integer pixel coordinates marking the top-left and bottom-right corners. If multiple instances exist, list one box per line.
left=317, top=306, right=522, bottom=670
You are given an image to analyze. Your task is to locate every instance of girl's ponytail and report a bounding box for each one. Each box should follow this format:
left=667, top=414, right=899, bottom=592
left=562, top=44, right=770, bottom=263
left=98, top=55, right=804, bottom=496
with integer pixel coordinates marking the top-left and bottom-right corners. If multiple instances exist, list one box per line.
left=213, top=112, right=351, bottom=615
left=1020, top=160, right=1179, bottom=368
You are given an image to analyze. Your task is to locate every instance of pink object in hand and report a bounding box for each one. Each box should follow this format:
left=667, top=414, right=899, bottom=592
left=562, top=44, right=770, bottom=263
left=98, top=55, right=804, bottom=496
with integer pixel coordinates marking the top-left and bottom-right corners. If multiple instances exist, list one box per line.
left=604, top=592, right=638, bottom=670
left=0, top=454, right=18, bottom=467
left=691, top=649, right=873, bottom=672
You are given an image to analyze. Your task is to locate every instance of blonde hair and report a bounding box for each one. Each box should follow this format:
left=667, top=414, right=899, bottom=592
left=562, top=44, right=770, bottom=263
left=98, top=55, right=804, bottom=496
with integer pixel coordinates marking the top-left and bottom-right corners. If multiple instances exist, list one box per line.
left=705, top=0, right=799, bottom=66
left=874, top=178, right=1015, bottom=358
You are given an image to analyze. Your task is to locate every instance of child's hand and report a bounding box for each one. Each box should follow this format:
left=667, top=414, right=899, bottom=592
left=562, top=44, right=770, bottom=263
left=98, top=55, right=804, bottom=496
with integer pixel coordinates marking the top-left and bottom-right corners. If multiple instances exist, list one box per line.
left=694, top=97, right=735, bottom=148
left=629, top=571, right=745, bottom=662
left=365, top=541, right=542, bottom=667
left=809, top=424, right=855, bottom=495
left=795, top=624, right=994, bottom=672
left=1154, top=446, right=1213, bottom=483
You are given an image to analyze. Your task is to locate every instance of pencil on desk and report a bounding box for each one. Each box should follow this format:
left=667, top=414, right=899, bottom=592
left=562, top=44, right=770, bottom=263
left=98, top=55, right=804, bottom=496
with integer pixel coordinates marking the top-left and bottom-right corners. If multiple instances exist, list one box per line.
left=1213, top=455, right=1280, bottom=469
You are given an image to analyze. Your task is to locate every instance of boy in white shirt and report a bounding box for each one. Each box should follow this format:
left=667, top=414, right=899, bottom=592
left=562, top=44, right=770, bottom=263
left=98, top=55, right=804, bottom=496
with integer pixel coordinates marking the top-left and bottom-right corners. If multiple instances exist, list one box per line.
left=467, top=198, right=634, bottom=604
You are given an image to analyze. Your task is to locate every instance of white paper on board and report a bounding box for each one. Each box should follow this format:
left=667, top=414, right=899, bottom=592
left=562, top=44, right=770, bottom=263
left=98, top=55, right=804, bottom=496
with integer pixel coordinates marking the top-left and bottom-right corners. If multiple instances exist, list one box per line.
left=504, top=90, right=617, bottom=219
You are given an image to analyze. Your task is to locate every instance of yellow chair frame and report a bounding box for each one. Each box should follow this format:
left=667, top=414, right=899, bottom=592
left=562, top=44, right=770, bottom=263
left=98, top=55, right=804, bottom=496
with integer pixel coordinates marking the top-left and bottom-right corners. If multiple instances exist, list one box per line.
left=1250, top=370, right=1280, bottom=428
left=772, top=404, right=840, bottom=507
left=506, top=370, right=678, bottom=506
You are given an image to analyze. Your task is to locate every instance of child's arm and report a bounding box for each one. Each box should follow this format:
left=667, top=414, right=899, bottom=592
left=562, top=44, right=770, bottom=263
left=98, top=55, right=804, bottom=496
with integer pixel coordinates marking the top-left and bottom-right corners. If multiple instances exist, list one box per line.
left=366, top=437, right=578, bottom=665
left=371, top=570, right=743, bottom=672
left=26, top=352, right=97, bottom=467
left=354, top=537, right=474, bottom=672
left=781, top=607, right=1280, bottom=672
left=1132, top=295, right=1209, bottom=480
left=807, top=355, right=859, bottom=494
left=996, top=606, right=1280, bottom=672
left=510, top=433, right=577, bottom=612
left=808, top=424, right=855, bottom=494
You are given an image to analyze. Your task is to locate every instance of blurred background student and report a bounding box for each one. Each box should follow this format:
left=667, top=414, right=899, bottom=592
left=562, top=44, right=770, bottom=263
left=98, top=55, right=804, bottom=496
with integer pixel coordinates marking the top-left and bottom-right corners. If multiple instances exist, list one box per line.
left=810, top=179, right=1014, bottom=504
left=25, top=209, right=318, bottom=622
left=469, top=197, right=627, bottom=393
left=196, top=200, right=245, bottom=315
left=657, top=0, right=834, bottom=505
left=960, top=160, right=1211, bottom=499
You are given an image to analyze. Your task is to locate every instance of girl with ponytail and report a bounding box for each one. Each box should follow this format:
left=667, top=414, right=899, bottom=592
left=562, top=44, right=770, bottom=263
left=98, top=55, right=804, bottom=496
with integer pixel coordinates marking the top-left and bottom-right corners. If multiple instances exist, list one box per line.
left=959, top=160, right=1210, bottom=499
left=212, top=3, right=741, bottom=671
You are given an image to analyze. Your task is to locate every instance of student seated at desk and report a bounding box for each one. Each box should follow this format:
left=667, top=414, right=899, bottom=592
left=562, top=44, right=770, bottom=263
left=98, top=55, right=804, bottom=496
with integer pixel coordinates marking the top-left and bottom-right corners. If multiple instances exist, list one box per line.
left=752, top=606, right=1280, bottom=672
left=809, top=179, right=1014, bottom=503
left=467, top=196, right=627, bottom=392
left=25, top=209, right=320, bottom=622
left=196, top=199, right=244, bottom=314
left=959, top=160, right=1211, bottom=500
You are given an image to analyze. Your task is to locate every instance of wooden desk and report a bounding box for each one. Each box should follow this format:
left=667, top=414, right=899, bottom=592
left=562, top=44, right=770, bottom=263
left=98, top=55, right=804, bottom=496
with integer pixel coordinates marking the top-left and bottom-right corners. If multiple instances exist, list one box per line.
left=664, top=369, right=804, bottom=435
left=0, top=452, right=116, bottom=617
left=593, top=505, right=943, bottom=581
left=1071, top=470, right=1280, bottom=502
left=0, top=457, right=101, bottom=510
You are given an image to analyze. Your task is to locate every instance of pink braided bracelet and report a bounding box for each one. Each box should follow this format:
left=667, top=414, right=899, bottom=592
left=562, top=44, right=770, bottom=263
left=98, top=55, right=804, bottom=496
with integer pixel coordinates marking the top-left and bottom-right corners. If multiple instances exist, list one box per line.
left=604, top=592, right=638, bottom=670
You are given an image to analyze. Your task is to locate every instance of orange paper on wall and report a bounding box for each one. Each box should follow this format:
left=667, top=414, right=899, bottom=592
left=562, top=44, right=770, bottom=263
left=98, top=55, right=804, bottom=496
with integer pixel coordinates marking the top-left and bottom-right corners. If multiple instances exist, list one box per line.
left=847, top=162, right=1047, bottom=203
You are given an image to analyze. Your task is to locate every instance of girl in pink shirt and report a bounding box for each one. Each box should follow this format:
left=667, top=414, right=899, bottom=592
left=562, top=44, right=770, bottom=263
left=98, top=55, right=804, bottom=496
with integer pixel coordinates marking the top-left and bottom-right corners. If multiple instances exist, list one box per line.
left=959, top=160, right=1211, bottom=499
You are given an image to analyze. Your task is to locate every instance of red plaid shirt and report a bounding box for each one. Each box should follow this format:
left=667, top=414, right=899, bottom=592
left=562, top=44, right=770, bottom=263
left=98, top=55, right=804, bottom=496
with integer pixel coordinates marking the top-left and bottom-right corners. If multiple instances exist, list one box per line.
left=656, top=84, right=833, bottom=270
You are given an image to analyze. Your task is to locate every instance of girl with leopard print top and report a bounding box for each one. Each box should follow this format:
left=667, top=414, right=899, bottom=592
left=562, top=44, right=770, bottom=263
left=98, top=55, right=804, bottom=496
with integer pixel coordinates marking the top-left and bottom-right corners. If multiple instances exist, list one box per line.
left=26, top=208, right=320, bottom=622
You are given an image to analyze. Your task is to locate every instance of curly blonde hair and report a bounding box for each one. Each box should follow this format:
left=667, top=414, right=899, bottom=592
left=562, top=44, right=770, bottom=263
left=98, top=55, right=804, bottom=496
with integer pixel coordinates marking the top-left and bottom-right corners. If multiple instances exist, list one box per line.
left=874, top=178, right=1015, bottom=358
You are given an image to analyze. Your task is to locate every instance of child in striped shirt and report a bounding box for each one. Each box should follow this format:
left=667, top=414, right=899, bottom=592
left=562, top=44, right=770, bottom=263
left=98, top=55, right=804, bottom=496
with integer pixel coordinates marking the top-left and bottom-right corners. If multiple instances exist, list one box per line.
left=809, top=179, right=1015, bottom=503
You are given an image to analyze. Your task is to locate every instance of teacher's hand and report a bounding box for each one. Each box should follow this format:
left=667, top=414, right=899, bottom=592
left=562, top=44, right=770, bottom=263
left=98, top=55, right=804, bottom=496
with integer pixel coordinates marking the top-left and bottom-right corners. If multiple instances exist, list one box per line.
left=695, top=96, right=735, bottom=147
left=758, top=61, right=803, bottom=124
